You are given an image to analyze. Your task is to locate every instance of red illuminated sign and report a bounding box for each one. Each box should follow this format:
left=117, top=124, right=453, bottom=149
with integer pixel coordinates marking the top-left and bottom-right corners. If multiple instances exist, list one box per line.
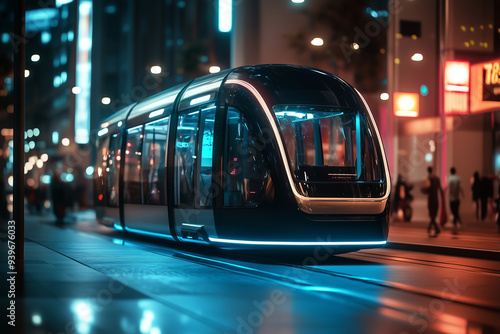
left=394, top=92, right=419, bottom=117
left=444, top=60, right=470, bottom=114
left=470, top=58, right=500, bottom=113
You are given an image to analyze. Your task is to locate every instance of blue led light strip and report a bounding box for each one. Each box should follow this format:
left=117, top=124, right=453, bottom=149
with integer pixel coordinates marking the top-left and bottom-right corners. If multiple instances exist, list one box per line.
left=208, top=238, right=386, bottom=246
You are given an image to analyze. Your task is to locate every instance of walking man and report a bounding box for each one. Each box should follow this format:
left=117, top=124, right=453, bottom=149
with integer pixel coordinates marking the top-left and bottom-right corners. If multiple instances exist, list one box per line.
left=448, top=167, right=463, bottom=234
left=425, top=167, right=444, bottom=237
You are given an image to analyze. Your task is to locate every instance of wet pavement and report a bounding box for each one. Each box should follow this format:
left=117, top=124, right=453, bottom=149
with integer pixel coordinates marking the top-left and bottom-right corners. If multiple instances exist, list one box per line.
left=1, top=210, right=499, bottom=334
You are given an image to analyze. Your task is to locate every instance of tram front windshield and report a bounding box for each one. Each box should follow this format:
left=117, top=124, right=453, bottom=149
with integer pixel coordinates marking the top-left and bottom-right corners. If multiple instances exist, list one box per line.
left=274, top=105, right=385, bottom=197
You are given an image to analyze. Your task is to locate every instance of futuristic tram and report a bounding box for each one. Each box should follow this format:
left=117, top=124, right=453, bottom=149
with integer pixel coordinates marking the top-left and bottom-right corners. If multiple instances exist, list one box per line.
left=94, top=64, right=391, bottom=251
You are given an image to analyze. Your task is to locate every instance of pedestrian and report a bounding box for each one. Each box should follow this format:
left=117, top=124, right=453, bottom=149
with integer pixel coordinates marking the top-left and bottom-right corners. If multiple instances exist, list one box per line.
left=51, top=169, right=67, bottom=223
left=448, top=167, right=463, bottom=234
left=480, top=173, right=493, bottom=221
left=496, top=173, right=500, bottom=233
left=0, top=172, right=9, bottom=219
left=471, top=171, right=481, bottom=221
left=423, top=167, right=443, bottom=237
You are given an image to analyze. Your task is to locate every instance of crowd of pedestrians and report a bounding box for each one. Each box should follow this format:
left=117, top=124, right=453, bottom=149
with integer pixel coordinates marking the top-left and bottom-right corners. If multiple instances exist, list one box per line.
left=394, top=167, right=500, bottom=236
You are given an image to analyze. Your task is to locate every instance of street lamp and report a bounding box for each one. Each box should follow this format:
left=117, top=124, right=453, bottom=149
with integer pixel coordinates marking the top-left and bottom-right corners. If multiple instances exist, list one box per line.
left=150, top=66, right=162, bottom=74
left=209, top=66, right=221, bottom=73
left=411, top=53, right=423, bottom=61
left=311, top=37, right=324, bottom=46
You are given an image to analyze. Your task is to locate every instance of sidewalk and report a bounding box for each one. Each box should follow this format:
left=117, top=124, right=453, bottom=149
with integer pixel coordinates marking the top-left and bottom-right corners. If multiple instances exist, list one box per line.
left=387, top=219, right=500, bottom=260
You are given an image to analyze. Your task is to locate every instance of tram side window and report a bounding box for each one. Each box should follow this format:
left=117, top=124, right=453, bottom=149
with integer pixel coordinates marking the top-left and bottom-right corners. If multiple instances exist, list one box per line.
left=143, top=118, right=169, bottom=205
left=107, top=133, right=122, bottom=207
left=124, top=126, right=144, bottom=204
left=174, top=110, right=200, bottom=207
left=224, top=107, right=269, bottom=207
left=197, top=107, right=215, bottom=207
left=95, top=136, right=109, bottom=206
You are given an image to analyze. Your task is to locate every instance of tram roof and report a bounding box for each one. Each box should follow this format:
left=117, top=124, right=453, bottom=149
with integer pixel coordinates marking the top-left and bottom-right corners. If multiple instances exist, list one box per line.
left=98, top=64, right=359, bottom=128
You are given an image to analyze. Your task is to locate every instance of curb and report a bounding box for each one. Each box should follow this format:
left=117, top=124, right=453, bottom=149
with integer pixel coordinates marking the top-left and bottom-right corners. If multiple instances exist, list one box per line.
left=386, top=241, right=500, bottom=261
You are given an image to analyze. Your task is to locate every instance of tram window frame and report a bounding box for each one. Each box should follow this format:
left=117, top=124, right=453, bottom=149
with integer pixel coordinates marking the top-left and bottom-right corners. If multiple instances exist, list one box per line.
left=123, top=125, right=144, bottom=204
left=174, top=109, right=201, bottom=208
left=107, top=132, right=122, bottom=208
left=223, top=107, right=270, bottom=208
left=95, top=136, right=109, bottom=206
left=197, top=106, right=216, bottom=208
left=142, top=117, right=169, bottom=206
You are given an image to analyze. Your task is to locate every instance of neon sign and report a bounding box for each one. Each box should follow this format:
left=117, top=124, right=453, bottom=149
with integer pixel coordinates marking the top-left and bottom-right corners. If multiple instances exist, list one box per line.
left=444, top=60, right=469, bottom=114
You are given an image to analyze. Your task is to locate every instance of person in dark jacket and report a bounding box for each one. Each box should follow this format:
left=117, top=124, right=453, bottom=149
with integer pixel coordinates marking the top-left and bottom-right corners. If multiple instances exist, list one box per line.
left=425, top=167, right=443, bottom=237
left=51, top=171, right=67, bottom=223
left=472, top=171, right=481, bottom=221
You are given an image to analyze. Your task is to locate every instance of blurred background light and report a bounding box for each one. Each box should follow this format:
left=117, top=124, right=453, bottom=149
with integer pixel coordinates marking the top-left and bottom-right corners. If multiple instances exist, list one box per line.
left=31, top=313, right=42, bottom=326
left=41, top=175, right=51, bottom=185
left=62, top=138, right=70, bottom=146
left=52, top=131, right=59, bottom=145
left=72, top=86, right=82, bottom=94
left=85, top=166, right=94, bottom=176
left=41, top=31, right=51, bottom=44
left=101, top=97, right=111, bottom=105
left=218, top=0, right=232, bottom=32
left=75, top=0, right=93, bottom=145
left=420, top=84, right=429, bottom=96
left=311, top=37, right=324, bottom=46
left=25, top=70, right=30, bottom=78
left=56, top=0, right=74, bottom=7
left=31, top=54, right=40, bottom=62
left=150, top=66, right=162, bottom=74
left=411, top=53, right=423, bottom=61
left=209, top=66, right=221, bottom=73
left=62, top=173, right=75, bottom=182
left=380, top=93, right=389, bottom=100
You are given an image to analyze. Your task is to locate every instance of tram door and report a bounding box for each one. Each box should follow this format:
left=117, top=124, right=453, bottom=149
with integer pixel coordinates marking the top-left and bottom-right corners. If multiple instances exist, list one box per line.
left=123, top=118, right=170, bottom=235
left=174, top=106, right=216, bottom=240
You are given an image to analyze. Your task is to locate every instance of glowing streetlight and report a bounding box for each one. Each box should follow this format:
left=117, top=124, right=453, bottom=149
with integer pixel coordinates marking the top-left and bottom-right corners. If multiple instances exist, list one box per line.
left=150, top=66, right=162, bottom=74
left=411, top=53, right=423, bottom=61
left=311, top=37, right=324, bottom=46
left=209, top=66, right=221, bottom=73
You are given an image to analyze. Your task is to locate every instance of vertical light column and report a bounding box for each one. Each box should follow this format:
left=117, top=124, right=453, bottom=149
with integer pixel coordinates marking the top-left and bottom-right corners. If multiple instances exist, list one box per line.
left=75, top=0, right=92, bottom=144
left=218, top=0, right=232, bottom=32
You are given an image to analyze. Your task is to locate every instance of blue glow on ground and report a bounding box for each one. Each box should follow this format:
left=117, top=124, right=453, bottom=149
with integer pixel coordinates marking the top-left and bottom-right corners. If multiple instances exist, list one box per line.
left=178, top=252, right=381, bottom=305
left=208, top=238, right=386, bottom=246
left=113, top=223, right=123, bottom=231
left=123, top=227, right=175, bottom=240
